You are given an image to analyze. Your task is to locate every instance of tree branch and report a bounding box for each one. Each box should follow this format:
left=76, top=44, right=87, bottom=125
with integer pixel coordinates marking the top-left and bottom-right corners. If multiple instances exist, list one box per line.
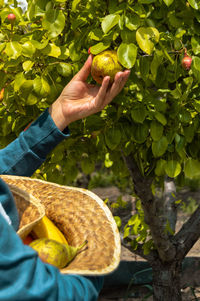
left=174, top=205, right=200, bottom=261
left=122, top=153, right=176, bottom=262
left=121, top=153, right=153, bottom=203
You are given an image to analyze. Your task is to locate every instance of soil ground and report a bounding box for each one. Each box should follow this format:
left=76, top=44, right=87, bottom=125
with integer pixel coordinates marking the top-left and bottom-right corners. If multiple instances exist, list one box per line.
left=90, top=186, right=200, bottom=301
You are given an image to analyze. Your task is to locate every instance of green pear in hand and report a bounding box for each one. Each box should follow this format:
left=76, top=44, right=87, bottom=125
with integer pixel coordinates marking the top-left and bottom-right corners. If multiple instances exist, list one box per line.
left=91, top=50, right=123, bottom=84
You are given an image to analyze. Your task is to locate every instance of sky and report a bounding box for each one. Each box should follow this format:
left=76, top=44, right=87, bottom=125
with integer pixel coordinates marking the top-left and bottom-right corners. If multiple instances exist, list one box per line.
left=4, top=0, right=28, bottom=11
left=18, top=0, right=27, bottom=10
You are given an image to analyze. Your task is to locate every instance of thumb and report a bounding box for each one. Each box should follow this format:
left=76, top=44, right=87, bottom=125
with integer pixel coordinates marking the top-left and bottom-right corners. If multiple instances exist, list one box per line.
left=74, top=55, right=93, bottom=82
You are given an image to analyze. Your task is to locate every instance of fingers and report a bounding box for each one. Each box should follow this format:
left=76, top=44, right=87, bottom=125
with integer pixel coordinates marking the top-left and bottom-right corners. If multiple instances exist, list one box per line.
left=103, top=70, right=130, bottom=106
left=111, top=70, right=130, bottom=96
left=93, top=70, right=130, bottom=111
left=92, top=76, right=110, bottom=109
left=74, top=55, right=93, bottom=82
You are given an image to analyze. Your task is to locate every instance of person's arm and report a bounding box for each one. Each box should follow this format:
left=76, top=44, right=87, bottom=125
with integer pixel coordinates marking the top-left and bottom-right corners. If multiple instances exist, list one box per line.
left=0, top=56, right=129, bottom=301
left=0, top=213, right=103, bottom=301
left=0, top=55, right=129, bottom=177
left=0, top=109, right=69, bottom=176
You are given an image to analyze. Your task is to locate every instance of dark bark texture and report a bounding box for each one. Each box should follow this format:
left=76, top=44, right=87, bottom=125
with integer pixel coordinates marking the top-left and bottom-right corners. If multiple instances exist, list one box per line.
left=123, top=154, right=200, bottom=301
left=152, top=259, right=182, bottom=301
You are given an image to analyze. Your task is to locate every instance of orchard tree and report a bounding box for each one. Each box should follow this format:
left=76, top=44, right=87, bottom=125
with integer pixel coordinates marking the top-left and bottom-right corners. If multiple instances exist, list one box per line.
left=1, top=0, right=200, bottom=300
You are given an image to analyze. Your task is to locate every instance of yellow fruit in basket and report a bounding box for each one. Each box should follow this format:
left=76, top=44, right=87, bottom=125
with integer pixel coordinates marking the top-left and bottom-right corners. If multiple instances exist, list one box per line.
left=30, top=238, right=88, bottom=268
left=32, top=215, right=68, bottom=245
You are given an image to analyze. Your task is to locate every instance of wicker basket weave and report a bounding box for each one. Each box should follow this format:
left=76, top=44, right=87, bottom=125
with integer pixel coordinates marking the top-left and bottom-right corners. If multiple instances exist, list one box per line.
left=1, top=175, right=121, bottom=276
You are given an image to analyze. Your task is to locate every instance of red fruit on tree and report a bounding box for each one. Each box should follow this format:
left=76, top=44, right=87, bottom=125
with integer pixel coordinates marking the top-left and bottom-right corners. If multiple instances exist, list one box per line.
left=182, top=54, right=192, bottom=70
left=88, top=47, right=91, bottom=54
left=7, top=13, right=16, bottom=24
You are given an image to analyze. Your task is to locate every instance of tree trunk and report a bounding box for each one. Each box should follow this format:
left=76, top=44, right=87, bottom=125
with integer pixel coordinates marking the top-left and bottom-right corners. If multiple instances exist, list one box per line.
left=152, top=259, right=182, bottom=301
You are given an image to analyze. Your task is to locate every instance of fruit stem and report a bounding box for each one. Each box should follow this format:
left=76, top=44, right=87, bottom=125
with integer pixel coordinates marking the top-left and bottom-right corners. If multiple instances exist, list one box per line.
left=77, top=240, right=88, bottom=252
left=184, top=48, right=188, bottom=56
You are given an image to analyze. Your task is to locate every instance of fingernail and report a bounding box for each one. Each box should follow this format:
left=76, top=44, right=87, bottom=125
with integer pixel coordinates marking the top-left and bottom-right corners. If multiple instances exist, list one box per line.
left=125, top=70, right=131, bottom=75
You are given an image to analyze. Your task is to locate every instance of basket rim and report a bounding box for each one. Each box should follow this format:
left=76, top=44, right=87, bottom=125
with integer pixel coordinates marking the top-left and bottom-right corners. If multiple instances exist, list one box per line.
left=1, top=175, right=121, bottom=276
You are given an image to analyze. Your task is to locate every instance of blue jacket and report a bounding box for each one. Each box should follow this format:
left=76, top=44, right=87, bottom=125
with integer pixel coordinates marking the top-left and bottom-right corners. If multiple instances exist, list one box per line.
left=0, top=109, right=103, bottom=300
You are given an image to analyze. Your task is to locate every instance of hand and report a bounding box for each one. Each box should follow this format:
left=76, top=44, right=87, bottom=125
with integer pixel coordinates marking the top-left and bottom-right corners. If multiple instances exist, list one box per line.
left=49, top=55, right=130, bottom=131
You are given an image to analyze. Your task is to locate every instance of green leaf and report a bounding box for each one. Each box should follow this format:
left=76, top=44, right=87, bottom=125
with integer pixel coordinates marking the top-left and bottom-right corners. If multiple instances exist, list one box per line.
left=22, top=41, right=36, bottom=57
left=81, top=158, right=95, bottom=174
left=154, top=111, right=167, bottom=126
left=114, top=216, right=122, bottom=228
left=163, top=0, right=174, bottom=6
left=121, top=28, right=135, bottom=43
left=140, top=56, right=150, bottom=80
left=132, top=123, right=149, bottom=143
left=152, top=136, right=168, bottom=157
left=191, top=37, right=200, bottom=55
left=183, top=125, right=194, bottom=143
left=188, top=0, right=200, bottom=9
left=155, top=159, right=167, bottom=176
left=175, top=134, right=185, bottom=152
left=136, top=27, right=160, bottom=55
left=117, top=43, right=137, bottom=69
left=26, top=93, right=38, bottom=105
left=143, top=239, right=154, bottom=255
left=150, top=50, right=163, bottom=80
left=184, top=158, right=200, bottom=179
left=85, top=115, right=105, bottom=131
left=125, top=14, right=140, bottom=31
left=89, top=29, right=103, bottom=41
left=105, top=152, right=113, bottom=168
left=71, top=17, right=87, bottom=31
left=14, top=72, right=26, bottom=92
left=150, top=120, right=163, bottom=141
left=89, top=42, right=110, bottom=55
left=19, top=80, right=34, bottom=98
left=179, top=110, right=192, bottom=124
left=1, top=115, right=12, bottom=136
left=131, top=105, right=147, bottom=123
left=139, top=0, right=156, bottom=3
left=192, top=56, right=200, bottom=82
left=123, top=226, right=130, bottom=238
left=22, top=61, right=34, bottom=72
left=132, top=215, right=141, bottom=235
left=72, top=0, right=81, bottom=12
left=42, top=9, right=65, bottom=38
left=69, top=41, right=82, bottom=61
left=101, top=14, right=120, bottom=34
left=165, top=160, right=181, bottom=178
left=43, top=43, right=61, bottom=58
left=31, top=40, right=49, bottom=50
left=56, top=63, right=72, bottom=77
left=193, top=100, right=200, bottom=112
left=5, top=42, right=22, bottom=59
left=105, top=127, right=122, bottom=150
left=26, top=0, right=49, bottom=19
left=175, top=28, right=186, bottom=39
left=33, top=77, right=50, bottom=97
left=0, top=42, right=5, bottom=54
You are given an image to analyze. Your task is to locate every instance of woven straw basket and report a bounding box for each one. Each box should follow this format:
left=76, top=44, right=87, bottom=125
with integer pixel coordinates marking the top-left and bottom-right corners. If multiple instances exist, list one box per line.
left=1, top=175, right=121, bottom=276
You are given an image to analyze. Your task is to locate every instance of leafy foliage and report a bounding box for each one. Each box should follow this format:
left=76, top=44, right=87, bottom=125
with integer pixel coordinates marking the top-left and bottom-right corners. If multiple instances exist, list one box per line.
left=1, top=0, right=200, bottom=258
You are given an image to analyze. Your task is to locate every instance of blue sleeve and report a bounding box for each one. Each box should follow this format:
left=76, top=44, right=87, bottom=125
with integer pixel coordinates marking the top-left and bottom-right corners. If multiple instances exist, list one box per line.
left=0, top=109, right=69, bottom=176
left=0, top=210, right=104, bottom=301
left=0, top=108, right=104, bottom=300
